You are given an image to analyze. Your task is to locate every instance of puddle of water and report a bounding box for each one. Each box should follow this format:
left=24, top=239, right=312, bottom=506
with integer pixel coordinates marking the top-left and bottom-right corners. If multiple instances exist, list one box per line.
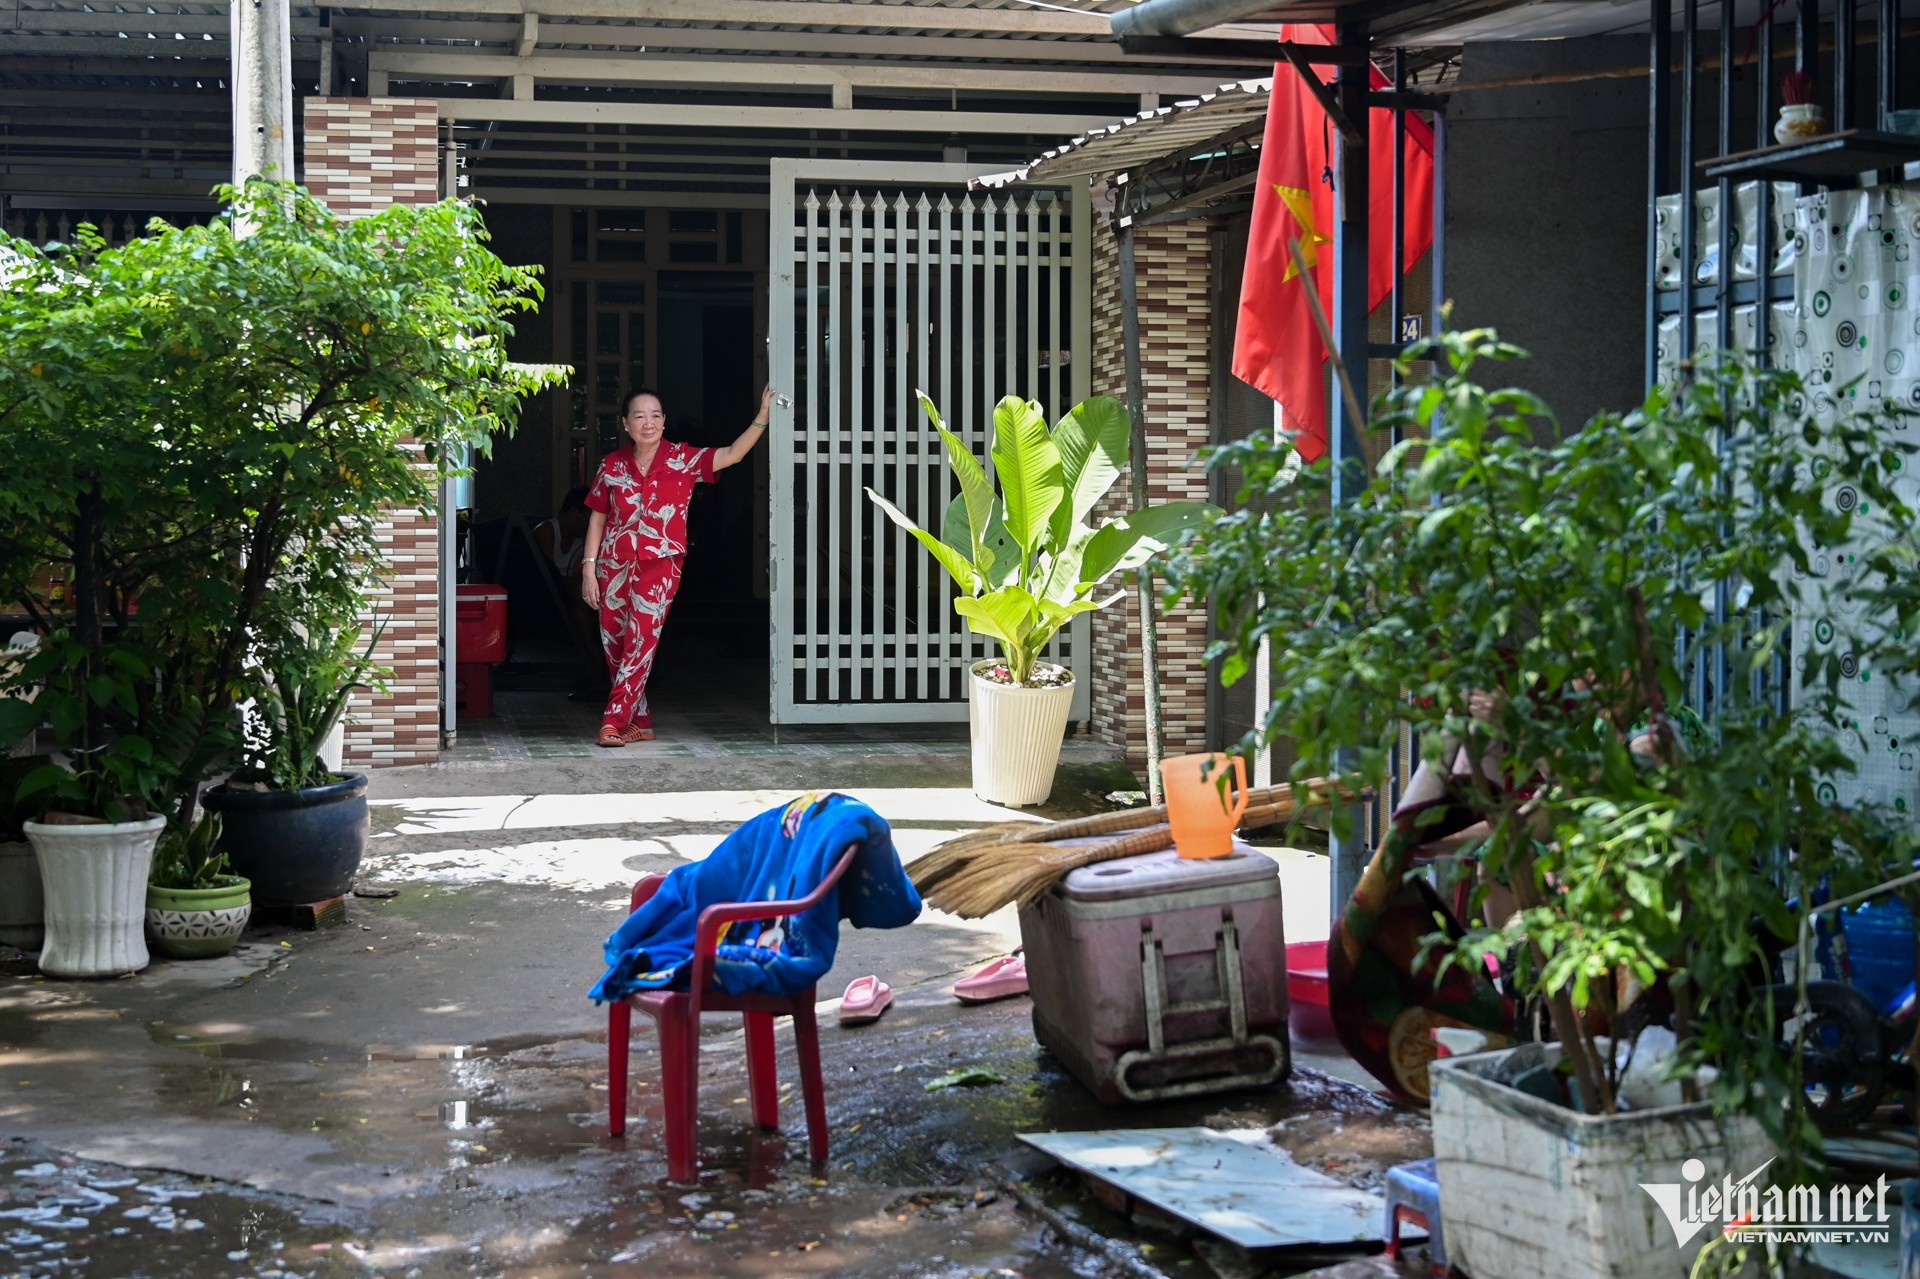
left=0, top=1140, right=366, bottom=1279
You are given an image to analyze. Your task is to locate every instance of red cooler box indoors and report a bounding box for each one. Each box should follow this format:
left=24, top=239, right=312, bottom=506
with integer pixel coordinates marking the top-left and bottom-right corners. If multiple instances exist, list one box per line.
left=455, top=584, right=508, bottom=663
left=454, top=584, right=508, bottom=718
left=1017, top=843, right=1290, bottom=1104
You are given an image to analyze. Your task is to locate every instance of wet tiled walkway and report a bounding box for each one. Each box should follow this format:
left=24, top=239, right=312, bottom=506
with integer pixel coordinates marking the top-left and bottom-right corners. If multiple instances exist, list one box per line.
left=445, top=663, right=1118, bottom=765
left=447, top=690, right=994, bottom=761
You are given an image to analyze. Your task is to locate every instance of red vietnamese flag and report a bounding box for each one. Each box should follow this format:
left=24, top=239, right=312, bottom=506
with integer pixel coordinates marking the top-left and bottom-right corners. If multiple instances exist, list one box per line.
left=1232, top=25, right=1435, bottom=460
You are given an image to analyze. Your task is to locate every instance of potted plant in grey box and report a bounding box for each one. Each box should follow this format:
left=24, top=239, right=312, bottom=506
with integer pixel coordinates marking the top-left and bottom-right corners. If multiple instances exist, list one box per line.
left=1169, top=328, right=1920, bottom=1279
left=866, top=393, right=1217, bottom=807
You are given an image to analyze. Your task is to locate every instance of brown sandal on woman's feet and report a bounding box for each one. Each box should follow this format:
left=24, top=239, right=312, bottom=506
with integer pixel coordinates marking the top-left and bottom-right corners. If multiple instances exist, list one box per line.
left=619, top=724, right=654, bottom=744
left=596, top=725, right=625, bottom=748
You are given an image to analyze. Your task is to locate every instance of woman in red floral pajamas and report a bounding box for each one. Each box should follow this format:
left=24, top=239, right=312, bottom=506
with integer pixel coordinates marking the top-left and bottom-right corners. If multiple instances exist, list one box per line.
left=580, top=386, right=773, bottom=746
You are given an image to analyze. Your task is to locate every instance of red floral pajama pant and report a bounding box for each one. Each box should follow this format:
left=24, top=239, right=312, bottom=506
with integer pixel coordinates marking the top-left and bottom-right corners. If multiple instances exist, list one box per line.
left=596, top=554, right=685, bottom=732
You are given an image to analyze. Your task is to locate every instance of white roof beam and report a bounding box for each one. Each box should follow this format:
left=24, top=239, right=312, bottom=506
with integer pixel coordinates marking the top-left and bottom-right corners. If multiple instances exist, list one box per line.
left=437, top=97, right=1109, bottom=133
left=370, top=50, right=1232, bottom=96
left=515, top=11, right=540, bottom=56
left=336, top=0, right=1111, bottom=36
left=333, top=19, right=1267, bottom=68
left=466, top=184, right=769, bottom=207
left=0, top=34, right=321, bottom=59
left=4, top=11, right=319, bottom=37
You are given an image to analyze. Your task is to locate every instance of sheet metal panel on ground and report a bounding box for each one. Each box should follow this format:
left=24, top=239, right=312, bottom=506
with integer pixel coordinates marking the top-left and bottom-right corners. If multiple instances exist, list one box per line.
left=1018, top=1126, right=1386, bottom=1250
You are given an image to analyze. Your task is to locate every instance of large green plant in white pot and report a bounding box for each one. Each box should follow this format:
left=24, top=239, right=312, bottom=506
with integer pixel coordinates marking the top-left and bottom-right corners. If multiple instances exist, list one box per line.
left=867, top=393, right=1217, bottom=807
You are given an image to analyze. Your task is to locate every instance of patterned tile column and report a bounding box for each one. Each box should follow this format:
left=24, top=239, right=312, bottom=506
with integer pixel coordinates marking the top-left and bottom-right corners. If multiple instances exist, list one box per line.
left=1089, top=223, right=1214, bottom=772
left=302, top=97, right=443, bottom=769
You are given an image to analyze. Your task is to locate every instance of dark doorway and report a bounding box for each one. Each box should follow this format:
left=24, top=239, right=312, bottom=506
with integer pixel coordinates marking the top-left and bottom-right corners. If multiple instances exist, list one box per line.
left=653, top=271, right=769, bottom=681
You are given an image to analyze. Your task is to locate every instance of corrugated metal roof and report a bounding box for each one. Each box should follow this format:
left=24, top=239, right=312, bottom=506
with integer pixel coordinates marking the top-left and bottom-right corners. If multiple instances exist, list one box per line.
left=974, top=75, right=1269, bottom=185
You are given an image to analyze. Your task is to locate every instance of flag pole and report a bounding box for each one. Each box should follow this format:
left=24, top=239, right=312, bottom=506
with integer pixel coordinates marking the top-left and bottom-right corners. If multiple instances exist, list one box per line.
left=1287, top=236, right=1367, bottom=431
left=1116, top=217, right=1166, bottom=807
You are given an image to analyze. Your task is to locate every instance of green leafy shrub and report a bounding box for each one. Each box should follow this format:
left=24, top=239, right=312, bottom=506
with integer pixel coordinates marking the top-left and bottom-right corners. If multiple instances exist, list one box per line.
left=0, top=180, right=566, bottom=827
left=1167, top=327, right=1920, bottom=1154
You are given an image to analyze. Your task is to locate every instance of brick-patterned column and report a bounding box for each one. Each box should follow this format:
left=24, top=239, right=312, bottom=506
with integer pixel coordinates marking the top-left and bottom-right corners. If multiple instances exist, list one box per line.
left=303, top=97, right=443, bottom=769
left=1090, top=223, right=1214, bottom=772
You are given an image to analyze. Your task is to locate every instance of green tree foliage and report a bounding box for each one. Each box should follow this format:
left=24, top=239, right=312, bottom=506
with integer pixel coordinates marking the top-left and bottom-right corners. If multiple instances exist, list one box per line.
left=1168, top=327, right=1920, bottom=1152
left=0, top=180, right=566, bottom=825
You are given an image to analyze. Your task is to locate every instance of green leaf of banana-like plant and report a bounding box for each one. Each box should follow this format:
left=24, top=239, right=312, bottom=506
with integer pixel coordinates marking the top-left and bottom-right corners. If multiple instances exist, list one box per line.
left=1039, top=523, right=1098, bottom=607
left=867, top=486, right=981, bottom=594
left=1078, top=502, right=1221, bottom=588
left=954, top=587, right=1042, bottom=681
left=1048, top=395, right=1130, bottom=549
left=920, top=391, right=996, bottom=569
left=940, top=494, right=1019, bottom=591
left=989, top=395, right=1065, bottom=577
left=953, top=587, right=1039, bottom=651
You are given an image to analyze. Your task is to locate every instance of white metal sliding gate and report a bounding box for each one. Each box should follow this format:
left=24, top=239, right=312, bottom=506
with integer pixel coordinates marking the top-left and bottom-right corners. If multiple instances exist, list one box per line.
left=768, top=159, right=1093, bottom=725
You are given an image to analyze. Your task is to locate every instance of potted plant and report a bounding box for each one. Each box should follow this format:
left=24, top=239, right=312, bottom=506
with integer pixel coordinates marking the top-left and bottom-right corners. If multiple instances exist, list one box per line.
left=0, top=751, right=43, bottom=951
left=866, top=393, right=1217, bottom=806
left=1168, top=327, right=1920, bottom=1278
left=0, top=635, right=171, bottom=977
left=203, top=603, right=379, bottom=908
left=145, top=812, right=251, bottom=959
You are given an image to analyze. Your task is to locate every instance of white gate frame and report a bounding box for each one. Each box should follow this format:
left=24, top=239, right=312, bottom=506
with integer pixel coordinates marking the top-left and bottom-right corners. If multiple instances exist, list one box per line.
left=768, top=158, right=1093, bottom=725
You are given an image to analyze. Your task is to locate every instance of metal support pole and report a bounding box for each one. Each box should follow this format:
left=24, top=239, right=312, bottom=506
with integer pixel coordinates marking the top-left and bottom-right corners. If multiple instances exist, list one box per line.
left=1328, top=20, right=1371, bottom=917
left=231, top=0, right=295, bottom=186
left=440, top=126, right=460, bottom=750
left=1116, top=217, right=1166, bottom=806
left=1879, top=0, right=1899, bottom=126
left=1835, top=0, right=1854, bottom=131
left=1646, top=0, right=1672, bottom=389
left=1431, top=110, right=1446, bottom=341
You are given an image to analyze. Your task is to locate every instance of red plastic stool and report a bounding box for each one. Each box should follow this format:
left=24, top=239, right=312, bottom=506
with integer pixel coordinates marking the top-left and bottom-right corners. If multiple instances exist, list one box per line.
left=607, top=845, right=859, bottom=1183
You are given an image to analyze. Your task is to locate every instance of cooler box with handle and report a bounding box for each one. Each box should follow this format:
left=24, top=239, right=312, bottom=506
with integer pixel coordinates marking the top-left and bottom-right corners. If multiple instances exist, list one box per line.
left=454, top=584, right=508, bottom=718
left=1016, top=843, right=1289, bottom=1104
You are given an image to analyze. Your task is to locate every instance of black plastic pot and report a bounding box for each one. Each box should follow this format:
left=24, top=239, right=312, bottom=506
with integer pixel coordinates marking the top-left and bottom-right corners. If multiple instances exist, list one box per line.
left=202, top=773, right=369, bottom=907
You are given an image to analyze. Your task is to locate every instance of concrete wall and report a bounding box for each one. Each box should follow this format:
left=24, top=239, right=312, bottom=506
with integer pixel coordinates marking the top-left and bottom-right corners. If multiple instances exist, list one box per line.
left=1089, top=222, right=1213, bottom=772
left=1445, top=37, right=1650, bottom=431
left=303, top=98, right=444, bottom=769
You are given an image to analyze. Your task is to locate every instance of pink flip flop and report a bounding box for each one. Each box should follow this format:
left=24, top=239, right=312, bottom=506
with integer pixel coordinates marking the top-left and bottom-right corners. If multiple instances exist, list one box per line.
left=838, top=975, right=893, bottom=1026
left=954, top=953, right=1029, bottom=1004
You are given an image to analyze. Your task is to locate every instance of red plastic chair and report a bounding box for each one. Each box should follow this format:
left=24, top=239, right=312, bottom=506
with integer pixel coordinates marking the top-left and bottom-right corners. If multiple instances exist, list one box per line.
left=607, top=844, right=860, bottom=1183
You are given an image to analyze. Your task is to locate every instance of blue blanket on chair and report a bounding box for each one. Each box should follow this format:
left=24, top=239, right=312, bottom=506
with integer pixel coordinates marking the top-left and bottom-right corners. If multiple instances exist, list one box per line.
left=589, top=792, right=921, bottom=1003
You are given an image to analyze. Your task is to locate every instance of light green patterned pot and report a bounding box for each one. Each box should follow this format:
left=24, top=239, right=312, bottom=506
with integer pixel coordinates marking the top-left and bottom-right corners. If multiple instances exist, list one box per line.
left=145, top=876, right=252, bottom=960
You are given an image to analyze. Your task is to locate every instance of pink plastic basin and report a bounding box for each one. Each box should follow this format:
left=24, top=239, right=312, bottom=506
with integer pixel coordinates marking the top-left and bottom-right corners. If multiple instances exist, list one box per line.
left=1286, top=939, right=1337, bottom=1044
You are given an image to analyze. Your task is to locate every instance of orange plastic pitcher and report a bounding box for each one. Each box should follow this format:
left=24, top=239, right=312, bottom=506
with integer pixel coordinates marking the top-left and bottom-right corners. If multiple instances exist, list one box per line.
left=1160, top=752, right=1248, bottom=859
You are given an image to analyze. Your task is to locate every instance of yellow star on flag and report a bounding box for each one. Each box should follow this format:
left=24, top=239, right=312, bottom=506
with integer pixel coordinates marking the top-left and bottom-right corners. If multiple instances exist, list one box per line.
left=1274, top=184, right=1329, bottom=282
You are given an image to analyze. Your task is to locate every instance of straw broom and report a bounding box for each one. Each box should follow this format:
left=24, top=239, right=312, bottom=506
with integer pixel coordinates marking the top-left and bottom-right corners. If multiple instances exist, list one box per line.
left=911, top=777, right=1351, bottom=894
left=919, top=785, right=1341, bottom=918
left=908, top=806, right=1166, bottom=891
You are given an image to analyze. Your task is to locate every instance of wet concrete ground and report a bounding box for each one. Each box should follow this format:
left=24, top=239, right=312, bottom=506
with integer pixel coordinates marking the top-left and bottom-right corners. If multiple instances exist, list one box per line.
left=0, top=754, right=1429, bottom=1279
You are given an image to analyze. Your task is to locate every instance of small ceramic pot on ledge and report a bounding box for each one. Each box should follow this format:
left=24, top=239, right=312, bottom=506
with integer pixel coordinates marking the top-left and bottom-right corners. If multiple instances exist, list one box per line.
left=1775, top=103, right=1828, bottom=145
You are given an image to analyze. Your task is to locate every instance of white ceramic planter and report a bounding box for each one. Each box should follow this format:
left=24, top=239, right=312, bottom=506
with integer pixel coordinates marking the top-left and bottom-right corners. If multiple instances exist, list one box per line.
left=1431, top=1044, right=1773, bottom=1279
left=25, top=816, right=163, bottom=978
left=0, top=840, right=44, bottom=950
left=968, top=660, right=1075, bottom=808
left=1774, top=103, right=1828, bottom=145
